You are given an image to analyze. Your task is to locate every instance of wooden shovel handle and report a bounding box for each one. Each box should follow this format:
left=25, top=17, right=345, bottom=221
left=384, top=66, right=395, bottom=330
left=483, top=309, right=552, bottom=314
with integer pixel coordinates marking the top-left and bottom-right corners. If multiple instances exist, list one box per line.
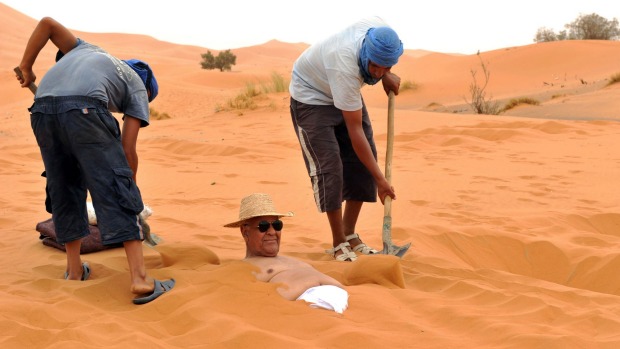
left=14, top=67, right=38, bottom=95
left=383, top=91, right=395, bottom=214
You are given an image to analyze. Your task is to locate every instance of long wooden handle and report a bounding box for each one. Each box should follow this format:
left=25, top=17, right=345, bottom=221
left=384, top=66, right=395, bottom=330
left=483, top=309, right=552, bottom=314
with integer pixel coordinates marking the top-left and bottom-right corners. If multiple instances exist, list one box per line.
left=384, top=90, right=395, bottom=211
left=14, top=67, right=38, bottom=94
left=382, top=91, right=395, bottom=244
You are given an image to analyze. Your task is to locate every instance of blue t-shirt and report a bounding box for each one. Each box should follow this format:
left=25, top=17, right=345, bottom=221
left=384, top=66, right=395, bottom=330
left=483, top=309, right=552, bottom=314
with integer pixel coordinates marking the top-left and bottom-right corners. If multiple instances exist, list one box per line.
left=37, top=39, right=150, bottom=126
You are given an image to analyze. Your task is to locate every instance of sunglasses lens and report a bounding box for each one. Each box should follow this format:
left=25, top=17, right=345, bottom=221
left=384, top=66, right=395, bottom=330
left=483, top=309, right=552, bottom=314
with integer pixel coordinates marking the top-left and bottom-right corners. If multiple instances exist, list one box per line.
left=256, top=220, right=283, bottom=232
left=257, top=221, right=270, bottom=232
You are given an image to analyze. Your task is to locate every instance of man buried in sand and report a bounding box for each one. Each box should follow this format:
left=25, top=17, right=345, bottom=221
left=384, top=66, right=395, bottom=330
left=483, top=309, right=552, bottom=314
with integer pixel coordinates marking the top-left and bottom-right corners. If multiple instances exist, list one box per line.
left=225, top=193, right=348, bottom=314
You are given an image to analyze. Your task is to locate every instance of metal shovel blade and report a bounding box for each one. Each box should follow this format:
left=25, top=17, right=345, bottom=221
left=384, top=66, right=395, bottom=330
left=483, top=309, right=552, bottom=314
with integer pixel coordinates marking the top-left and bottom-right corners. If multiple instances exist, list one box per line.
left=380, top=197, right=411, bottom=257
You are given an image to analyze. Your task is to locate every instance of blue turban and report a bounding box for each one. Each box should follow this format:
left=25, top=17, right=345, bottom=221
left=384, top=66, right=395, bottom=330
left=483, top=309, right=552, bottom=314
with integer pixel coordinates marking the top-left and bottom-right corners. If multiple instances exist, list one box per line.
left=358, top=27, right=403, bottom=85
left=123, top=59, right=159, bottom=102
left=364, top=27, right=403, bottom=67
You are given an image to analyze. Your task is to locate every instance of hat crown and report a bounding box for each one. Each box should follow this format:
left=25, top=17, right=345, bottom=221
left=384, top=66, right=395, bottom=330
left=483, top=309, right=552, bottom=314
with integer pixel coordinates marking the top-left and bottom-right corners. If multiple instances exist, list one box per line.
left=238, top=193, right=278, bottom=220
left=224, top=193, right=293, bottom=227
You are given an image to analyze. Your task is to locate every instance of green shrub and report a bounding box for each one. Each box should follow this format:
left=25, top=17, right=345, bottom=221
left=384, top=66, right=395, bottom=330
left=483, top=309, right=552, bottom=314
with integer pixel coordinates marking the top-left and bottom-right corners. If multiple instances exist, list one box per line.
left=200, top=49, right=237, bottom=72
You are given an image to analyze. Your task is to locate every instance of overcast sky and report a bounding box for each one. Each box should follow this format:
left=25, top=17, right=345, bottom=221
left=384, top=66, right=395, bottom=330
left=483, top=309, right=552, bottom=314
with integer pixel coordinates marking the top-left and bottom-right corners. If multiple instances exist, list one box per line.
left=3, top=0, right=619, bottom=54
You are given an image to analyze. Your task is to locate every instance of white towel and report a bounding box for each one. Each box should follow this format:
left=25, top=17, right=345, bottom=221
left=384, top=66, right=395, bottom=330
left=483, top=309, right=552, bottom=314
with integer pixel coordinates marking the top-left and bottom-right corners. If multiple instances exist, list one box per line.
left=296, top=285, right=349, bottom=314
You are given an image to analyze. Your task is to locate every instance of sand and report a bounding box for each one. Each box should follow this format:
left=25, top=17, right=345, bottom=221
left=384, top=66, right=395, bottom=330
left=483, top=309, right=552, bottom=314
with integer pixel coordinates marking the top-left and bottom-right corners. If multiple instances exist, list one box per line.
left=2, top=3, right=620, bottom=348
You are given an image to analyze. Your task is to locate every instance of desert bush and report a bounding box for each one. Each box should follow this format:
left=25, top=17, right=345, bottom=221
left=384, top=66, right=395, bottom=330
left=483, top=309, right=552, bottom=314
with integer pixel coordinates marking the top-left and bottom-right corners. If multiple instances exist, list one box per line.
left=219, top=74, right=291, bottom=112
left=400, top=80, right=418, bottom=92
left=270, top=72, right=287, bottom=92
left=227, top=93, right=256, bottom=110
left=465, top=53, right=500, bottom=115
left=149, top=107, right=171, bottom=120
left=607, top=72, right=620, bottom=86
left=534, top=27, right=558, bottom=42
left=226, top=83, right=259, bottom=110
left=200, top=49, right=237, bottom=72
left=534, top=13, right=620, bottom=42
left=501, top=97, right=540, bottom=112
left=261, top=72, right=288, bottom=93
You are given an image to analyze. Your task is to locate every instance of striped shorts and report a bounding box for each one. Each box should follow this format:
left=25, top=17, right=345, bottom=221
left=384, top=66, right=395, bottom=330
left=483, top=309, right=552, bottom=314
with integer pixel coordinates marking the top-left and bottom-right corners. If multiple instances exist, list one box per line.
left=289, top=97, right=377, bottom=212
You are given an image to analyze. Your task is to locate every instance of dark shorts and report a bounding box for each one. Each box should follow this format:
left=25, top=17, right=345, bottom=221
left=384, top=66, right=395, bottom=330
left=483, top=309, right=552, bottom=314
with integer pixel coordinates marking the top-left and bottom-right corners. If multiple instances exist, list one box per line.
left=290, top=97, right=377, bottom=212
left=29, top=96, right=144, bottom=245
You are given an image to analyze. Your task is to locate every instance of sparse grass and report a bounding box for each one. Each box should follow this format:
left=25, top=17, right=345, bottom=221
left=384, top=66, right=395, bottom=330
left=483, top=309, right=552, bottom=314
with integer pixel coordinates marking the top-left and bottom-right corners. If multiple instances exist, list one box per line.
left=227, top=83, right=259, bottom=110
left=271, top=73, right=287, bottom=92
left=551, top=94, right=566, bottom=99
left=607, top=72, right=620, bottom=86
left=261, top=72, right=288, bottom=93
left=149, top=107, right=171, bottom=120
left=501, top=97, right=540, bottom=112
left=220, top=72, right=289, bottom=112
left=400, top=80, right=418, bottom=92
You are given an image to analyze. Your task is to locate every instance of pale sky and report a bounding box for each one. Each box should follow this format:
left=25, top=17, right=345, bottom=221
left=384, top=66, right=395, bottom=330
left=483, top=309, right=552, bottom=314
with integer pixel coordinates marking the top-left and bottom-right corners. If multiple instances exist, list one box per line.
left=3, top=0, right=619, bottom=54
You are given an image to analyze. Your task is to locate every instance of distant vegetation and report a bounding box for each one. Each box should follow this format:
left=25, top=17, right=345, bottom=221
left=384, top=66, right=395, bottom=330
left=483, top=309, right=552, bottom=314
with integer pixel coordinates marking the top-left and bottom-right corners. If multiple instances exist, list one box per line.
left=465, top=52, right=501, bottom=115
left=400, top=80, right=418, bottom=92
left=149, top=107, right=171, bottom=120
left=216, top=72, right=289, bottom=113
left=200, top=50, right=237, bottom=72
left=534, top=13, right=620, bottom=42
left=261, top=72, right=288, bottom=93
left=501, top=97, right=540, bottom=112
left=607, top=72, right=620, bottom=86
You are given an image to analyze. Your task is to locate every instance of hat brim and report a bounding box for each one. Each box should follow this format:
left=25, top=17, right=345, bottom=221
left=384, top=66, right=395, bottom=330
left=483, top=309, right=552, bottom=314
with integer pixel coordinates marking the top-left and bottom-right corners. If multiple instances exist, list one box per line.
left=223, top=211, right=294, bottom=228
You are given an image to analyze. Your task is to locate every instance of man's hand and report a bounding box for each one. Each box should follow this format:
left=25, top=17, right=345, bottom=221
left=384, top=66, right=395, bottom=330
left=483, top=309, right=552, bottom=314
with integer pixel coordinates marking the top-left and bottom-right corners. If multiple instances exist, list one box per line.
left=377, top=178, right=396, bottom=204
left=381, top=71, right=401, bottom=96
left=14, top=66, right=37, bottom=93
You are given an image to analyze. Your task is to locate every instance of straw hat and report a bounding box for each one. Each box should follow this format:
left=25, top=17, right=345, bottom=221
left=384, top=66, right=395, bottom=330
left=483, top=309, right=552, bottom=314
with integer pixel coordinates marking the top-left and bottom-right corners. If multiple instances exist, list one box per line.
left=224, top=193, right=294, bottom=227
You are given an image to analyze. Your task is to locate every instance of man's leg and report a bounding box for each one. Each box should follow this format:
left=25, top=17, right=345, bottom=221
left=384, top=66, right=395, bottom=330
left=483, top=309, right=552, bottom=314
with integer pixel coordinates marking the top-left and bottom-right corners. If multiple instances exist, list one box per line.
left=65, top=239, right=84, bottom=280
left=124, top=240, right=154, bottom=294
left=327, top=208, right=346, bottom=247
left=343, top=200, right=363, bottom=247
left=326, top=209, right=357, bottom=261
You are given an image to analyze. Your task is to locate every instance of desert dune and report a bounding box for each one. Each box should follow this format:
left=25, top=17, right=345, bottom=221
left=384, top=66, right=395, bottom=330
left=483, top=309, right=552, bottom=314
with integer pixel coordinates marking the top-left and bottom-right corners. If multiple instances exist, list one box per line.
left=1, top=3, right=620, bottom=348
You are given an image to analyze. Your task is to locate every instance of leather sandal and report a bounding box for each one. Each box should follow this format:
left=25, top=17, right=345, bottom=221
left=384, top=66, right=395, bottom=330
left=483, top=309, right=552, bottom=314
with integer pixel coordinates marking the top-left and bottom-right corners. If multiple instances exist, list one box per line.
left=325, top=242, right=357, bottom=262
left=345, top=233, right=379, bottom=255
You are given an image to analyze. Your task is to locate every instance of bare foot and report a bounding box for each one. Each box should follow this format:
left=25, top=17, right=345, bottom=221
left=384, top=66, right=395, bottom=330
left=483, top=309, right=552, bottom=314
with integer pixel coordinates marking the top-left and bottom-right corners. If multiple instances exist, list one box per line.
left=130, top=277, right=155, bottom=295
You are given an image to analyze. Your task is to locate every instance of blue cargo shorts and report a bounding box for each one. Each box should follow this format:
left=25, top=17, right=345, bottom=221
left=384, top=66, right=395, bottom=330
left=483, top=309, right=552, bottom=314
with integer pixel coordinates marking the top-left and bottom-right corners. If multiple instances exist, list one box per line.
left=29, top=96, right=144, bottom=245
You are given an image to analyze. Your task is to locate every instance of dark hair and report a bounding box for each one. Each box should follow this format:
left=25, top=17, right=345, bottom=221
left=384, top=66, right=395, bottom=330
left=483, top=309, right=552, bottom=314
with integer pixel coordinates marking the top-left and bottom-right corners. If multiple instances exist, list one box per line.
left=55, top=50, right=64, bottom=62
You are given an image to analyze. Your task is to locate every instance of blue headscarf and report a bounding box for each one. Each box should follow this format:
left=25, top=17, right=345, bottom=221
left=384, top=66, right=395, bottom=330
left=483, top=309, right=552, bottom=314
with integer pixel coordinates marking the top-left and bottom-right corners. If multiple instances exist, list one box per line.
left=123, top=59, right=159, bottom=102
left=358, top=27, right=404, bottom=85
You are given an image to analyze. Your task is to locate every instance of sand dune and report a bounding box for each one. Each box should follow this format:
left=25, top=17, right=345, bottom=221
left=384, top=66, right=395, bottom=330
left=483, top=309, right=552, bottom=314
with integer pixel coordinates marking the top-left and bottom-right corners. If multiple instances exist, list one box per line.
left=2, top=3, right=620, bottom=348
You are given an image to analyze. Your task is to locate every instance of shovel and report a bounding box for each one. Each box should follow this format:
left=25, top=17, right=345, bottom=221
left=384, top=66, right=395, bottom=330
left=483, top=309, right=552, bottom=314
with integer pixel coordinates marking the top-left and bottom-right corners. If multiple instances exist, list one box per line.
left=380, top=91, right=411, bottom=257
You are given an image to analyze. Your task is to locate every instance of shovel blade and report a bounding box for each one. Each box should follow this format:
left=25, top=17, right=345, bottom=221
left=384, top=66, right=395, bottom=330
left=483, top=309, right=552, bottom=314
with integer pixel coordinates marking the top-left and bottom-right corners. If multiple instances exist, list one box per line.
left=381, top=242, right=411, bottom=257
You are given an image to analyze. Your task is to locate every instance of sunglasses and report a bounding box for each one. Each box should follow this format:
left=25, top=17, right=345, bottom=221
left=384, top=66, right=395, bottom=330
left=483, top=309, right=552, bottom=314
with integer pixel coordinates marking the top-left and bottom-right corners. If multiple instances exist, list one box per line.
left=249, top=219, right=283, bottom=233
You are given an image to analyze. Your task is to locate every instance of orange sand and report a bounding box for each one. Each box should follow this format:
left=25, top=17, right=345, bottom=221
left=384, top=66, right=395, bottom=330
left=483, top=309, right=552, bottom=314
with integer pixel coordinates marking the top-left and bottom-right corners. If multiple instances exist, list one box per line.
left=2, top=4, right=620, bottom=348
